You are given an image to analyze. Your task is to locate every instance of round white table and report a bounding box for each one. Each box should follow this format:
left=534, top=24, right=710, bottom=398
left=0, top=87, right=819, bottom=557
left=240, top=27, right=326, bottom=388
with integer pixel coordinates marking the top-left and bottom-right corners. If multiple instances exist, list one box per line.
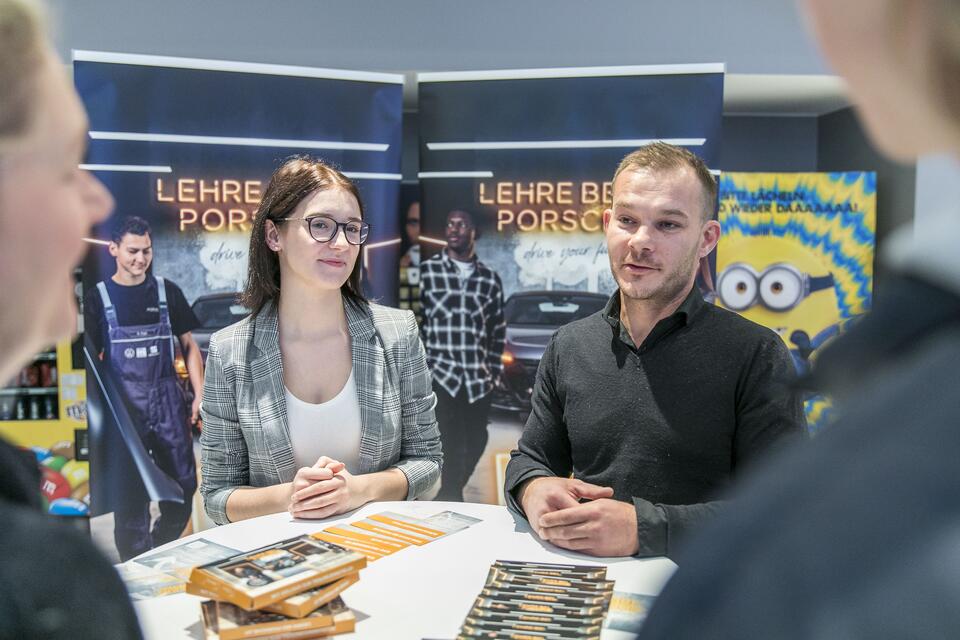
left=133, top=501, right=676, bottom=639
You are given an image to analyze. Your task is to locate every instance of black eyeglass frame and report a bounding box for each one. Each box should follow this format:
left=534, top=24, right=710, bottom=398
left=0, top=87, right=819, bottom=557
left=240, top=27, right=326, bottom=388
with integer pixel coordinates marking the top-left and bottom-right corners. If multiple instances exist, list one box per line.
left=277, top=215, right=371, bottom=246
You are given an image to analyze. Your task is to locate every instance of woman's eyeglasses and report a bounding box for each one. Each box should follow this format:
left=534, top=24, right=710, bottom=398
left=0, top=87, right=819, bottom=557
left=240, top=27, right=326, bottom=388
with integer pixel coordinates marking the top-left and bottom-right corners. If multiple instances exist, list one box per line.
left=279, top=215, right=371, bottom=245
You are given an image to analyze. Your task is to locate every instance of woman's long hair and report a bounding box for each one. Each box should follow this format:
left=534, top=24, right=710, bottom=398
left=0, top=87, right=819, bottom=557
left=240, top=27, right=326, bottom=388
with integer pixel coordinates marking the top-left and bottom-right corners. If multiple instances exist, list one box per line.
left=240, top=156, right=366, bottom=316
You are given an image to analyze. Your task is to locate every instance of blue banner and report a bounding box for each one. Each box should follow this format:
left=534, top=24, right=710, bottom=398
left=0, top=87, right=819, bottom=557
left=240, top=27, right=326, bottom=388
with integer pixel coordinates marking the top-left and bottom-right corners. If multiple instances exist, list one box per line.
left=75, top=52, right=404, bottom=305
left=416, top=65, right=724, bottom=504
left=418, top=64, right=723, bottom=297
left=74, top=52, right=403, bottom=550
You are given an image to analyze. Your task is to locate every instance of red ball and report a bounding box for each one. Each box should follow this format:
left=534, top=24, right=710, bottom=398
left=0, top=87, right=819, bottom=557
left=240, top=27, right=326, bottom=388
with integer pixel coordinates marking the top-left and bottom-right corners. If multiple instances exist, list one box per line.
left=40, top=467, right=71, bottom=502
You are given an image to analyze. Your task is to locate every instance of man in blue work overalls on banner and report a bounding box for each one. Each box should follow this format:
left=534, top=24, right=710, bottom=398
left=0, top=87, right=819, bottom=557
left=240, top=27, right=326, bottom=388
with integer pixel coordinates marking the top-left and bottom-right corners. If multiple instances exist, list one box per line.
left=85, top=216, right=204, bottom=560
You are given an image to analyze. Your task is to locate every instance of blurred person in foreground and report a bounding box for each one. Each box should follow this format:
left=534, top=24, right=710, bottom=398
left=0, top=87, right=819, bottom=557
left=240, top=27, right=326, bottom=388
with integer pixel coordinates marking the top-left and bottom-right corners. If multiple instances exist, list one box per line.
left=640, top=0, right=960, bottom=637
left=0, top=0, right=141, bottom=637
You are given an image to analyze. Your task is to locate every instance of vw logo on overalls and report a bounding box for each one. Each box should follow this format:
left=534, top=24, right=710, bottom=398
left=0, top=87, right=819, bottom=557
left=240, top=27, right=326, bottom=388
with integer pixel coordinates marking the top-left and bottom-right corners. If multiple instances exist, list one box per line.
left=124, top=348, right=136, bottom=359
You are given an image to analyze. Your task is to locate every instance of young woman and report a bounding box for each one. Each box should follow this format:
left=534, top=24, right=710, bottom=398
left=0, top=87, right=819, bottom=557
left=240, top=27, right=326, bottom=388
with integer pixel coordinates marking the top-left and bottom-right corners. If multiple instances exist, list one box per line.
left=200, top=157, right=442, bottom=525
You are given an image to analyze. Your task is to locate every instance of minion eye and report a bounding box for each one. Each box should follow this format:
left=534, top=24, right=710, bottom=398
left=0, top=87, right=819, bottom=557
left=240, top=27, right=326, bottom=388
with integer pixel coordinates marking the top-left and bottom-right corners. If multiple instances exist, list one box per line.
left=717, top=263, right=758, bottom=311
left=759, top=264, right=804, bottom=311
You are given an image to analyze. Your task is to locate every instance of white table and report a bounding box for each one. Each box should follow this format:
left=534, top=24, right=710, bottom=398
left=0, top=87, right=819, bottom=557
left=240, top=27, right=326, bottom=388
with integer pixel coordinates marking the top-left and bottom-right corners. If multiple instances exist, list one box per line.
left=133, top=501, right=676, bottom=639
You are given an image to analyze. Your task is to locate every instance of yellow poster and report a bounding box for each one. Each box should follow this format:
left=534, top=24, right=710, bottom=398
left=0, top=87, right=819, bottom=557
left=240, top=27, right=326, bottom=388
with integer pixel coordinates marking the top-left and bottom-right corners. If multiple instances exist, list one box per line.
left=0, top=339, right=90, bottom=514
left=716, top=172, right=876, bottom=433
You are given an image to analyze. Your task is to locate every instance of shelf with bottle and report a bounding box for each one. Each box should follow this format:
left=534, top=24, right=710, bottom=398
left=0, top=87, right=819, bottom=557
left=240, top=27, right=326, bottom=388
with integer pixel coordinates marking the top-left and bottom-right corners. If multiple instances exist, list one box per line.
left=0, top=387, right=58, bottom=396
left=0, top=335, right=88, bottom=515
left=1, top=349, right=58, bottom=389
left=0, top=394, right=58, bottom=421
left=0, top=346, right=60, bottom=421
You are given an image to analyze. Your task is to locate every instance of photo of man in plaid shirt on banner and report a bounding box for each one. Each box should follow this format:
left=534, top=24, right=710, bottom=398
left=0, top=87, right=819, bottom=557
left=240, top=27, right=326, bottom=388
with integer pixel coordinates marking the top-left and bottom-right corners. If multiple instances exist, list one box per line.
left=420, top=209, right=506, bottom=502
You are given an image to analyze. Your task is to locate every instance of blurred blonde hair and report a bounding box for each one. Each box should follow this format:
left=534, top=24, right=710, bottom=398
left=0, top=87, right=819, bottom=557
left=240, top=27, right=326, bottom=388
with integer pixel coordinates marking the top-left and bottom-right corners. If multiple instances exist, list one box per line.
left=0, top=0, right=46, bottom=151
left=933, top=0, right=960, bottom=124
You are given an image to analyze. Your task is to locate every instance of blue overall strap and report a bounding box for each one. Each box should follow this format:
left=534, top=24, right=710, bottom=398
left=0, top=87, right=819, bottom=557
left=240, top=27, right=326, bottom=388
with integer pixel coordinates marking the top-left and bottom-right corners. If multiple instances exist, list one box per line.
left=96, top=281, right=120, bottom=331
left=155, top=276, right=177, bottom=365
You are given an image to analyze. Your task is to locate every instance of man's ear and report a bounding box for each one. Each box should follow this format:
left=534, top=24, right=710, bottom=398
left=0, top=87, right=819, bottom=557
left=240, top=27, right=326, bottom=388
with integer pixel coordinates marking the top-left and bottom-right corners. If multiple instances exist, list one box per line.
left=108, top=242, right=119, bottom=258
left=699, top=219, right=721, bottom=258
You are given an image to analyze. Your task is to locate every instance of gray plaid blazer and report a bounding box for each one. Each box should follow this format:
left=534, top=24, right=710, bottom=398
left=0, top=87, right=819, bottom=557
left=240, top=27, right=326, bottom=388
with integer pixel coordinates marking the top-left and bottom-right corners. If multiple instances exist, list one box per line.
left=199, top=299, right=442, bottom=525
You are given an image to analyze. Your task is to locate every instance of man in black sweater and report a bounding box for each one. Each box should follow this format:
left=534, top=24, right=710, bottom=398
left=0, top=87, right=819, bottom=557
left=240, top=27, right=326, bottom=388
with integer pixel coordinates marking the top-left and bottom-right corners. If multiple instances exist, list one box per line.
left=504, top=142, right=806, bottom=558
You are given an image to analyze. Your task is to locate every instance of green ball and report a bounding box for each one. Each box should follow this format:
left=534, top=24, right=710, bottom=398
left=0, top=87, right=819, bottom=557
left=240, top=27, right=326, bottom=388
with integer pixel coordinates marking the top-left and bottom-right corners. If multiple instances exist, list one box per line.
left=41, top=455, right=67, bottom=472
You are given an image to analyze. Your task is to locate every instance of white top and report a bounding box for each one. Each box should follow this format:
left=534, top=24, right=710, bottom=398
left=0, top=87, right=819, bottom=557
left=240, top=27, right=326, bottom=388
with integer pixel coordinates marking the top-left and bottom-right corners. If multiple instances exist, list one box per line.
left=284, top=369, right=362, bottom=472
left=405, top=244, right=420, bottom=267
left=451, top=257, right=475, bottom=283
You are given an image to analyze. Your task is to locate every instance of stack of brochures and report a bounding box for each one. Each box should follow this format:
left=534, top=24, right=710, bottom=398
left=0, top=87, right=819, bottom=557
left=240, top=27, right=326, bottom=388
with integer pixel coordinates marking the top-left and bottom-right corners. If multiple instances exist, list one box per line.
left=310, top=509, right=480, bottom=561
left=457, top=560, right=615, bottom=640
left=187, top=535, right=365, bottom=639
left=118, top=538, right=241, bottom=600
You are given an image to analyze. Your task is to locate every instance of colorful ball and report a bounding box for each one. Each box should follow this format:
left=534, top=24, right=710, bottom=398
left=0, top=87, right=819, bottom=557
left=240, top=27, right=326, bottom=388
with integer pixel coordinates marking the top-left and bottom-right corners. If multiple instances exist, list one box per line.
left=60, top=460, right=89, bottom=489
left=41, top=455, right=67, bottom=472
left=40, top=467, right=71, bottom=502
left=48, top=498, right=89, bottom=516
left=70, top=481, right=89, bottom=503
left=50, top=440, right=75, bottom=460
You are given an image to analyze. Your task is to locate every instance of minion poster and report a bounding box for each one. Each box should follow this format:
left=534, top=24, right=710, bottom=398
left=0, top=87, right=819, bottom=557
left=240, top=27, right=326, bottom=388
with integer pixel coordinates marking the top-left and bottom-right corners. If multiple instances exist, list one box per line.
left=715, top=172, right=876, bottom=433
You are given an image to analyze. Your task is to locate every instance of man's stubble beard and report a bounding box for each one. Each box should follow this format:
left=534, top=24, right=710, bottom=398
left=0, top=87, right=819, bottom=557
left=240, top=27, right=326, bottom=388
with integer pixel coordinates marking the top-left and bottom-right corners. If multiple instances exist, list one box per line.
left=612, top=242, right=700, bottom=305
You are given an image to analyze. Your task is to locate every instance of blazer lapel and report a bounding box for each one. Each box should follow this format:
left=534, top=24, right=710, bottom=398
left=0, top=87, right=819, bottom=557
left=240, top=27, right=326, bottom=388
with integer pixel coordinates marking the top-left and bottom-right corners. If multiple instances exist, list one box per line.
left=345, top=301, right=383, bottom=475
left=250, top=304, right=296, bottom=483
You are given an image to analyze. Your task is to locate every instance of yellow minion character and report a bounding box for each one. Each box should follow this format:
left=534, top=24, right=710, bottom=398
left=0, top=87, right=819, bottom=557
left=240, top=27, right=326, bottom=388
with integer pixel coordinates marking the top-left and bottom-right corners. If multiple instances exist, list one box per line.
left=716, top=235, right=840, bottom=372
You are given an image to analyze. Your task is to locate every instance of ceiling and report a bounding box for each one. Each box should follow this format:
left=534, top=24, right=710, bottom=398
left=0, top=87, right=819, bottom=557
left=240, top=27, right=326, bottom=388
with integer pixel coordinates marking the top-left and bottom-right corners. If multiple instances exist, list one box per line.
left=724, top=74, right=849, bottom=116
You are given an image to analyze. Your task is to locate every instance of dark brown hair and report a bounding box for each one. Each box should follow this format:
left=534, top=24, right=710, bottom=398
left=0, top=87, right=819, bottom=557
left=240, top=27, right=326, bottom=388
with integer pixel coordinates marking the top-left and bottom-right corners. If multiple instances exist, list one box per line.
left=240, top=156, right=366, bottom=316
left=612, top=142, right=718, bottom=222
left=111, top=215, right=152, bottom=243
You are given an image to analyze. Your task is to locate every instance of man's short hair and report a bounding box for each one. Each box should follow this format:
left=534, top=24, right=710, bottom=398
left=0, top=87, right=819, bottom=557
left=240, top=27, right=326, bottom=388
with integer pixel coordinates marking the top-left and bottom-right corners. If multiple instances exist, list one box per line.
left=111, top=216, right=151, bottom=244
left=447, top=208, right=480, bottom=238
left=447, top=208, right=474, bottom=224
left=612, top=142, right=718, bottom=221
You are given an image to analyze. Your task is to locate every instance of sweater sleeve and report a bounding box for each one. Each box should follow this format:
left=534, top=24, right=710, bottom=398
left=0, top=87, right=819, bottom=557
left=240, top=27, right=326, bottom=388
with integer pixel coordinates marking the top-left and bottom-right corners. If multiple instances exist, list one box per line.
left=632, top=332, right=805, bottom=559
left=503, top=335, right=571, bottom=517
left=734, top=333, right=807, bottom=469
left=633, top=498, right=727, bottom=558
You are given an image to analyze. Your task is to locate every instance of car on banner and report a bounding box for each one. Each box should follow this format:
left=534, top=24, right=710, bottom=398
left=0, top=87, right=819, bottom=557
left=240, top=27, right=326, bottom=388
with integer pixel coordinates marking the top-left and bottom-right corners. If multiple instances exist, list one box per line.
left=173, top=292, right=248, bottom=369
left=493, top=290, right=609, bottom=414
left=172, top=292, right=249, bottom=431
left=188, top=292, right=251, bottom=361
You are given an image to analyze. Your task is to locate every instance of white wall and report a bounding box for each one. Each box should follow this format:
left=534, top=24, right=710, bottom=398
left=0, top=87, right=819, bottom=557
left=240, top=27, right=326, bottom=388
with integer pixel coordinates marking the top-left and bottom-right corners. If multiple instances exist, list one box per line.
left=48, top=1, right=828, bottom=75
left=914, top=153, right=960, bottom=230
